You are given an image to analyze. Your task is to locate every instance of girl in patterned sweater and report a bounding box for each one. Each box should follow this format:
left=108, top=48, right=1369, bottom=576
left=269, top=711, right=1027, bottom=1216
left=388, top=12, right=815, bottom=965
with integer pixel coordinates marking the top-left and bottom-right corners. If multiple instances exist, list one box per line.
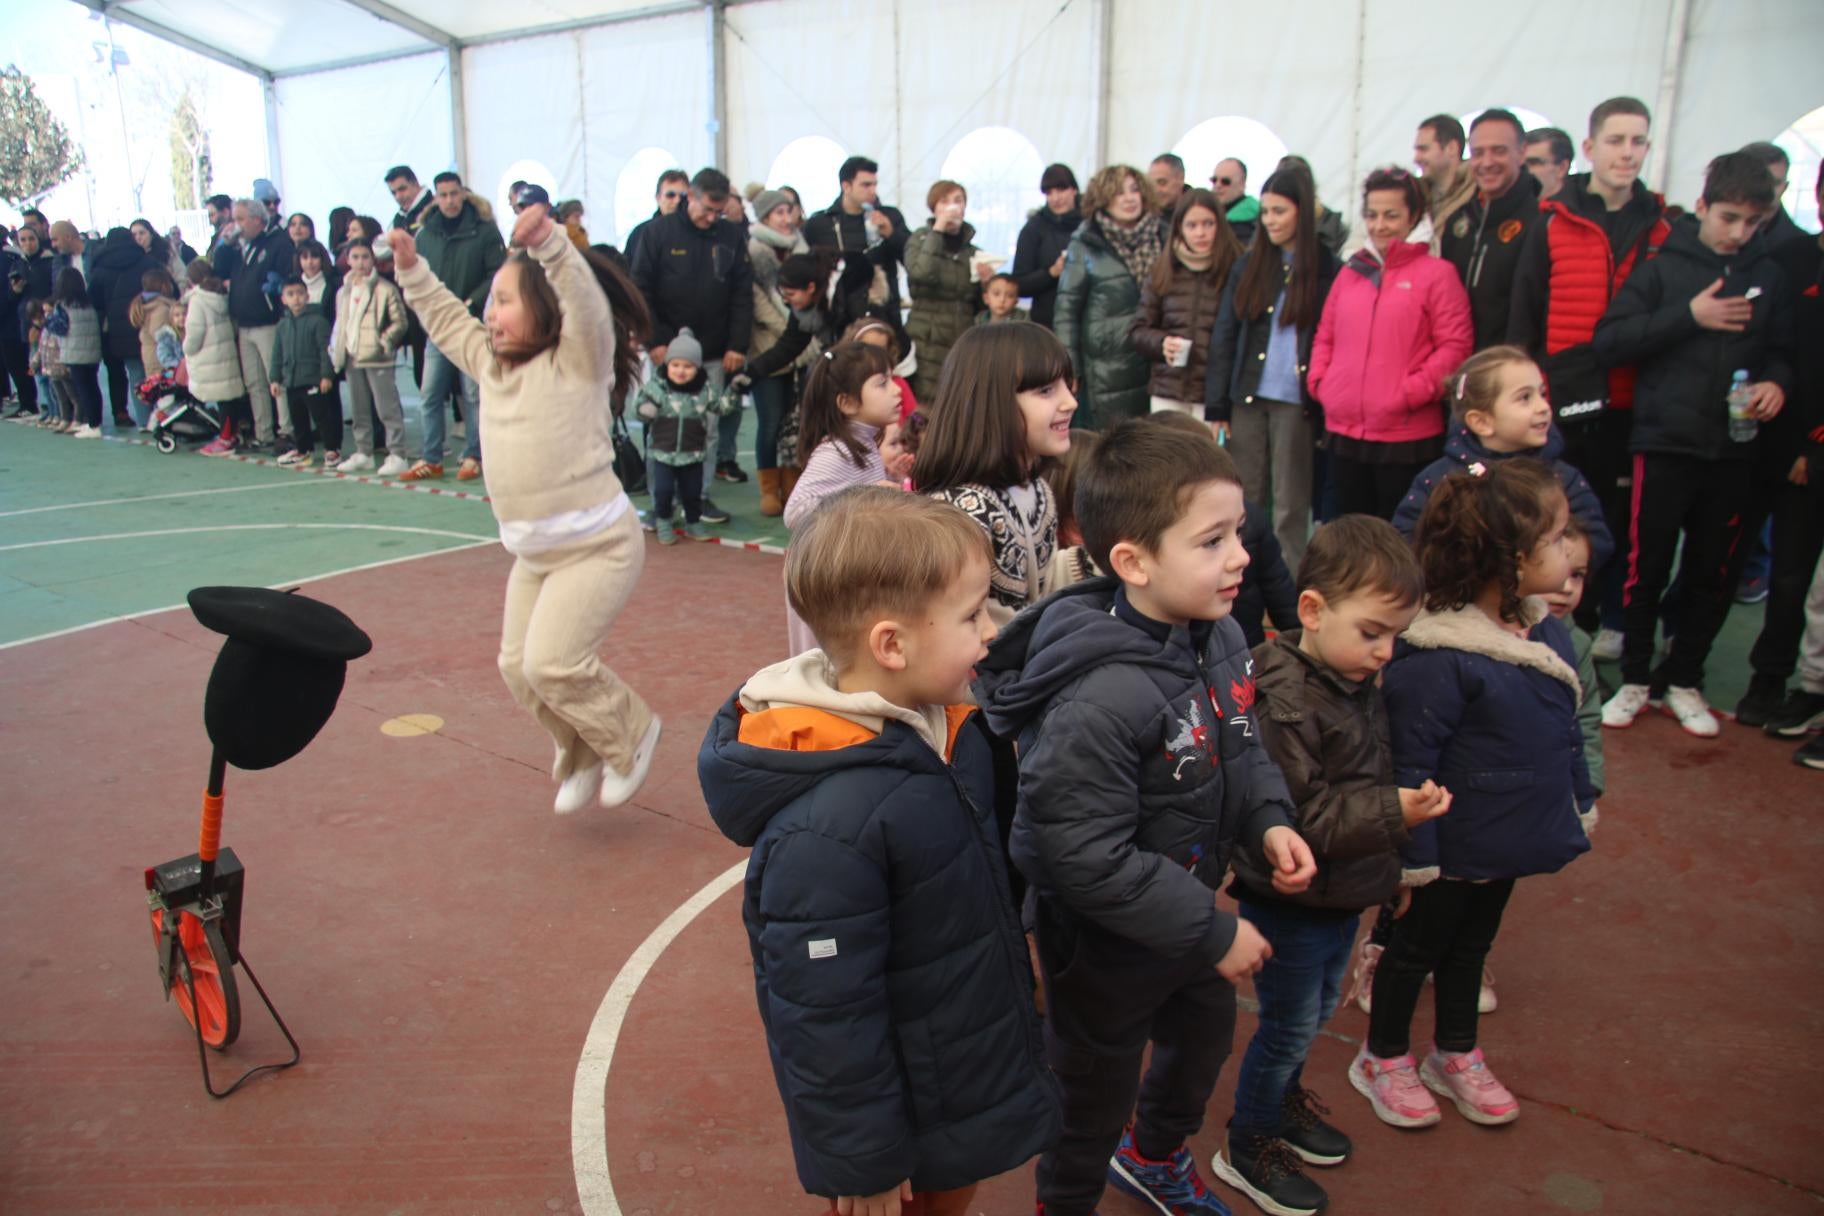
left=914, top=322, right=1079, bottom=626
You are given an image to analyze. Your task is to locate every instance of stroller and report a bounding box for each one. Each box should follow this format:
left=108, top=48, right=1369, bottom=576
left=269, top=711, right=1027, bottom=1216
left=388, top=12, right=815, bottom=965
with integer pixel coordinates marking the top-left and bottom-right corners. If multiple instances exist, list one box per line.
left=142, top=371, right=222, bottom=454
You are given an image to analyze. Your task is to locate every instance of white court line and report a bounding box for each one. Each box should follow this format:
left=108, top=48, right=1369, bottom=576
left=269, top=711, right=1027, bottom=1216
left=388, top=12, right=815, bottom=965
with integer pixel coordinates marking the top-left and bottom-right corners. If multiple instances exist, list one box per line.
left=0, top=535, right=499, bottom=652
left=573, top=859, right=747, bottom=1216
left=0, top=478, right=347, bottom=519
left=0, top=522, right=491, bottom=554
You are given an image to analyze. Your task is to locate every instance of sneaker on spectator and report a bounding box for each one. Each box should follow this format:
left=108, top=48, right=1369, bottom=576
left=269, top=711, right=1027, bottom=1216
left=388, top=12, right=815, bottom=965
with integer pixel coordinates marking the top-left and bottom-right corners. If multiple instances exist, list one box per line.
left=1591, top=627, right=1623, bottom=662
left=699, top=497, right=731, bottom=525
left=1601, top=683, right=1651, bottom=729
left=1279, top=1084, right=1351, bottom=1166
left=1107, top=1126, right=1231, bottom=1215
left=1418, top=1045, right=1519, bottom=1126
left=322, top=450, right=341, bottom=467
left=198, top=435, right=233, bottom=456
left=655, top=522, right=679, bottom=546
left=1734, top=673, right=1788, bottom=729
left=1213, top=1132, right=1325, bottom=1216
left=640, top=513, right=657, bottom=533
left=1346, top=940, right=1381, bottom=1014
left=1662, top=685, right=1719, bottom=737
left=1734, top=575, right=1769, bottom=605
left=683, top=521, right=714, bottom=542
left=457, top=457, right=482, bottom=482
left=715, top=460, right=748, bottom=484
left=1765, top=689, right=1824, bottom=738
left=1795, top=734, right=1824, bottom=771
left=397, top=460, right=444, bottom=481
left=73, top=424, right=102, bottom=438
left=1348, top=1045, right=1440, bottom=1129
left=276, top=449, right=308, bottom=466
left=336, top=452, right=374, bottom=473
left=375, top=454, right=411, bottom=477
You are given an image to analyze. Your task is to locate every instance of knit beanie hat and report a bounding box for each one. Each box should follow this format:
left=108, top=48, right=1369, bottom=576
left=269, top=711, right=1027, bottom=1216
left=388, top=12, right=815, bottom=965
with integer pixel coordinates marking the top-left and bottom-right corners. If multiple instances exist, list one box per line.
left=666, top=327, right=703, bottom=368
left=752, top=189, right=791, bottom=225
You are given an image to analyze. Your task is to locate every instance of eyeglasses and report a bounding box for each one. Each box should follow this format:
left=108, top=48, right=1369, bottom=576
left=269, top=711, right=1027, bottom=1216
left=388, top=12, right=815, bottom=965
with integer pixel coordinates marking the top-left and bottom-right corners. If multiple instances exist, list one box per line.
left=1212, top=176, right=1235, bottom=187
left=660, top=190, right=684, bottom=201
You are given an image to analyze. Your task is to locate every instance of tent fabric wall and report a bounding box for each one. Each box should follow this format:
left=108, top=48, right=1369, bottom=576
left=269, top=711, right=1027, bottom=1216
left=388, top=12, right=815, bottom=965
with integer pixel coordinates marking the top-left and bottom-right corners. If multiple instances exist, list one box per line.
left=273, top=52, right=453, bottom=236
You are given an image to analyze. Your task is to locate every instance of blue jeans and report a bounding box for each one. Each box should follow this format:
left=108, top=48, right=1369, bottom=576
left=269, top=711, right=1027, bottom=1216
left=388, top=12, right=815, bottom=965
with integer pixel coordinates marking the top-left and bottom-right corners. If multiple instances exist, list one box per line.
left=1229, top=902, right=1356, bottom=1138
left=35, top=373, right=57, bottom=418
left=123, top=357, right=148, bottom=427
left=651, top=460, right=703, bottom=523
left=418, top=341, right=480, bottom=464
left=750, top=373, right=788, bottom=469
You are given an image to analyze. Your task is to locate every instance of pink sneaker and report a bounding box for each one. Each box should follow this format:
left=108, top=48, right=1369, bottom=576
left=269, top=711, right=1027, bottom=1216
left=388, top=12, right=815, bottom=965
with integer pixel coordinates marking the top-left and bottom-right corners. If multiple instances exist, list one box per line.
left=1348, top=1044, right=1440, bottom=1128
left=199, top=435, right=232, bottom=456
left=1419, top=1045, right=1519, bottom=1125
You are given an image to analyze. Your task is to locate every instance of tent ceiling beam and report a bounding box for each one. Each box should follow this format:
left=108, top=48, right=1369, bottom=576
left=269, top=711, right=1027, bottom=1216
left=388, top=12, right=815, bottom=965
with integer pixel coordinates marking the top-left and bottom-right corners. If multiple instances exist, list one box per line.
left=459, top=1, right=711, bottom=50
left=334, top=0, right=456, bottom=49
left=69, top=0, right=274, bottom=81
left=271, top=46, right=445, bottom=80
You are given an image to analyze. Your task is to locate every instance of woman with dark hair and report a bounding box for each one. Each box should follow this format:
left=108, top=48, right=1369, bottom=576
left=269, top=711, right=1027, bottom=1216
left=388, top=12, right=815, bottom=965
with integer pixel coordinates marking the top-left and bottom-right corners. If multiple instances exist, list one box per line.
left=1130, top=187, right=1240, bottom=422
left=286, top=212, right=316, bottom=247
left=391, top=201, right=661, bottom=814
left=129, top=218, right=174, bottom=276
left=294, top=237, right=342, bottom=320
left=746, top=196, right=814, bottom=514
left=903, top=179, right=990, bottom=404
left=1205, top=168, right=1341, bottom=566
left=1054, top=164, right=1167, bottom=429
left=742, top=250, right=847, bottom=507
left=89, top=225, right=160, bottom=426
left=1308, top=166, right=1473, bottom=518
left=328, top=206, right=355, bottom=253
left=338, top=215, right=391, bottom=276
left=1011, top=163, right=1081, bottom=330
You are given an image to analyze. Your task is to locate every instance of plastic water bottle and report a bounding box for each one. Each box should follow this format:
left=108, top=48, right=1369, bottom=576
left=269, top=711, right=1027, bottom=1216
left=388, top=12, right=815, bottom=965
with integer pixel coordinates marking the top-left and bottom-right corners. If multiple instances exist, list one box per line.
left=1726, top=369, right=1756, bottom=444
left=861, top=201, right=882, bottom=251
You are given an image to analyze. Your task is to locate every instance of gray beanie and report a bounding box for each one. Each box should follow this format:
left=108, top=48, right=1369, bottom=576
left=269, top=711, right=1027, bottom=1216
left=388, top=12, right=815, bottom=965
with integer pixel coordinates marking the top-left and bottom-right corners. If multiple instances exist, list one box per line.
left=752, top=189, right=792, bottom=224
left=666, top=327, right=703, bottom=368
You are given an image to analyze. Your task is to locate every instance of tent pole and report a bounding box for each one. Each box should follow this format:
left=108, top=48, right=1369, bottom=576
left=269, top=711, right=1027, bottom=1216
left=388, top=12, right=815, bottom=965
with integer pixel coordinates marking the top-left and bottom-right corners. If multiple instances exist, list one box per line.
left=1347, top=0, right=1366, bottom=208
left=1091, top=0, right=1111, bottom=168
left=264, top=78, right=283, bottom=195
left=709, top=1, right=728, bottom=170
left=448, top=46, right=469, bottom=182
left=1650, top=0, right=1692, bottom=196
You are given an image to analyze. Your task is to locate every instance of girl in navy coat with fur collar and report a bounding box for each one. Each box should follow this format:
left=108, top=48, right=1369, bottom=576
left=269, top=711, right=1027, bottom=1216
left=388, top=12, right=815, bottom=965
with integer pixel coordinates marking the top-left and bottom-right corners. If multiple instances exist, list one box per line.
left=1351, top=459, right=1592, bottom=1133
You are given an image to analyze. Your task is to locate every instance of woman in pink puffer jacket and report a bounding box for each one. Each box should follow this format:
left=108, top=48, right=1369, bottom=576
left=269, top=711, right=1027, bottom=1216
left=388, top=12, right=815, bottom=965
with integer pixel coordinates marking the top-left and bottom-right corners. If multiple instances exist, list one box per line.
left=1309, top=166, right=1473, bottom=519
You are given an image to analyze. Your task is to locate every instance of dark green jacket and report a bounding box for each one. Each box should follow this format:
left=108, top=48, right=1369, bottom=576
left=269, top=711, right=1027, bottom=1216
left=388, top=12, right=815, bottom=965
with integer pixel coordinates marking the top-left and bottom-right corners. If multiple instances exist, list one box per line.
left=414, top=201, right=506, bottom=317
left=1055, top=216, right=1152, bottom=428
left=269, top=308, right=334, bottom=389
left=904, top=221, right=983, bottom=404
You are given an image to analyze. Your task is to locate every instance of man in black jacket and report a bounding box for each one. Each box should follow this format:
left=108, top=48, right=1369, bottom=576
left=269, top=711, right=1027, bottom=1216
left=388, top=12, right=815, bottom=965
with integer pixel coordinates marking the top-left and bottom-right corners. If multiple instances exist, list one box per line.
left=1441, top=109, right=1544, bottom=351
left=213, top=197, right=296, bottom=449
left=803, top=155, right=910, bottom=324
left=623, top=168, right=688, bottom=267
left=386, top=165, right=436, bottom=386
left=631, top=168, right=754, bottom=516
left=1010, top=163, right=1081, bottom=330
left=1592, top=152, right=1794, bottom=737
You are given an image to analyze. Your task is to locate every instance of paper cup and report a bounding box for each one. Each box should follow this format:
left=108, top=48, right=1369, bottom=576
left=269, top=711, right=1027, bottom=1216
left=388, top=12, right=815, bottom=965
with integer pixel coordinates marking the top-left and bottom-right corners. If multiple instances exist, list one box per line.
left=1167, top=342, right=1191, bottom=368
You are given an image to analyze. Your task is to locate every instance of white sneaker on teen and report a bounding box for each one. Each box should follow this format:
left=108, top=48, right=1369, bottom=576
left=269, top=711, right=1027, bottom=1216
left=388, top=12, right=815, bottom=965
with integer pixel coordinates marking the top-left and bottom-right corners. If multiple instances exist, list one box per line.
left=553, top=763, right=603, bottom=814
left=376, top=454, right=411, bottom=477
left=336, top=452, right=375, bottom=473
left=73, top=424, right=102, bottom=438
left=1601, top=683, right=1651, bottom=729
left=1591, top=628, right=1623, bottom=662
left=599, top=716, right=662, bottom=808
left=1662, top=686, right=1720, bottom=738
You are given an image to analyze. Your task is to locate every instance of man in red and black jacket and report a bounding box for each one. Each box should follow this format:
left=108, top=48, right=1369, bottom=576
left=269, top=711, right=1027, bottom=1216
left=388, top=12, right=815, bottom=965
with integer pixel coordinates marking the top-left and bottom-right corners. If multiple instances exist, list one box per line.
left=1509, top=96, right=1670, bottom=635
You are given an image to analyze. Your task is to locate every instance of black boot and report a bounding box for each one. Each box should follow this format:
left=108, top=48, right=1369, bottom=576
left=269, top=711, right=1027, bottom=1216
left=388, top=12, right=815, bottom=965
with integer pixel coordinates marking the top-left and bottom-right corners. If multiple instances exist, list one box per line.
left=1279, top=1084, right=1352, bottom=1166
left=1213, top=1131, right=1327, bottom=1216
left=1734, top=673, right=1789, bottom=728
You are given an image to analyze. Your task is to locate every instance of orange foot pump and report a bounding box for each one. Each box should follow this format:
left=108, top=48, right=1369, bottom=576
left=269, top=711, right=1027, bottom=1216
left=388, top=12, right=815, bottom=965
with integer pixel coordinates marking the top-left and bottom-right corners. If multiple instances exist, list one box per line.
left=146, top=586, right=371, bottom=1098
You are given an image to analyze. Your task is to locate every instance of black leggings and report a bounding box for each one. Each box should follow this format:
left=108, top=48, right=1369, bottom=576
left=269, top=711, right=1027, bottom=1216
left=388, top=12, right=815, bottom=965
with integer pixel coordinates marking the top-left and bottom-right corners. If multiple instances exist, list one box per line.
left=1330, top=451, right=1435, bottom=521
left=1367, top=879, right=1514, bottom=1058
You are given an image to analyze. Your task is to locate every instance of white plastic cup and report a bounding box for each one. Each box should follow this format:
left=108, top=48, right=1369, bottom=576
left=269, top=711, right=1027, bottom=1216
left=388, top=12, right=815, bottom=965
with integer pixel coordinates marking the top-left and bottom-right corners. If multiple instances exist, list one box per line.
left=1167, top=340, right=1191, bottom=368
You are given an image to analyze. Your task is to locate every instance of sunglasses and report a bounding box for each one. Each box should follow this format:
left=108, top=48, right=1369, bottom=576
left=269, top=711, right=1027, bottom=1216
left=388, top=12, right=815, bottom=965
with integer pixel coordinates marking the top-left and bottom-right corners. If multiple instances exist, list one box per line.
left=661, top=190, right=684, bottom=201
left=1212, top=176, right=1235, bottom=187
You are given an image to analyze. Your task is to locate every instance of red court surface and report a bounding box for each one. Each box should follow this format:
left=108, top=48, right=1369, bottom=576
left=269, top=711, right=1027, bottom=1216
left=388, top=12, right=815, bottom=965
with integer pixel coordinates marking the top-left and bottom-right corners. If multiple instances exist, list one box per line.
left=3, top=537, right=1820, bottom=1215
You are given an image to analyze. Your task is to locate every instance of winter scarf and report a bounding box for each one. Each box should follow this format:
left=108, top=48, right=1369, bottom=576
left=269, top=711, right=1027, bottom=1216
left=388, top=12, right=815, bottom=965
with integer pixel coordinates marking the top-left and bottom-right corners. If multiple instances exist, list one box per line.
left=1174, top=239, right=1215, bottom=273
left=1097, top=212, right=1168, bottom=282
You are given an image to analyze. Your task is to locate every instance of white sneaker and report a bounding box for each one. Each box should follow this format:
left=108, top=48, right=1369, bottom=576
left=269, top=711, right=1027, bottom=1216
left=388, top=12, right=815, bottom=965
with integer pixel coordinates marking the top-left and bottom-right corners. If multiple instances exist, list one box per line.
left=376, top=454, right=411, bottom=477
left=73, top=424, right=101, bottom=438
left=336, top=451, right=375, bottom=472
left=553, top=763, right=603, bottom=814
left=599, top=716, right=662, bottom=808
left=1662, top=685, right=1720, bottom=738
left=1591, top=628, right=1623, bottom=662
left=1602, top=683, right=1651, bottom=729
left=276, top=449, right=307, bottom=466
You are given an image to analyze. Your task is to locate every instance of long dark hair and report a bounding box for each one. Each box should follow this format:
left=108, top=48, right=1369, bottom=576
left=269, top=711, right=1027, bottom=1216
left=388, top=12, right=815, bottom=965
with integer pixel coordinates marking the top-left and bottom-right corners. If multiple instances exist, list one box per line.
left=797, top=341, right=894, bottom=468
left=53, top=267, right=90, bottom=308
left=1415, top=460, right=1566, bottom=623
left=1233, top=168, right=1320, bottom=329
left=130, top=218, right=170, bottom=267
left=498, top=247, right=651, bottom=412
left=1148, top=187, right=1241, bottom=297
left=328, top=206, right=355, bottom=250
left=913, top=321, right=1074, bottom=493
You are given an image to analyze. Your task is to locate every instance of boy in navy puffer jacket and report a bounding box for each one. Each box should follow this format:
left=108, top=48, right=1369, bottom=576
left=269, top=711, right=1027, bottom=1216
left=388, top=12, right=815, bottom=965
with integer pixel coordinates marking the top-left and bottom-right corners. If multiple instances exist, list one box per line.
left=974, top=419, right=1315, bottom=1216
left=699, top=488, right=1059, bottom=1216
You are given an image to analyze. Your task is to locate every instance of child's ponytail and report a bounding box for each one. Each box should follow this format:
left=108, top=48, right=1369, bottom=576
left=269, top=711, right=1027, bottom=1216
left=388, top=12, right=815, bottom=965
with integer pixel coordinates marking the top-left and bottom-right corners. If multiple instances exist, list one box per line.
left=797, top=340, right=893, bottom=468
left=1415, top=459, right=1565, bottom=622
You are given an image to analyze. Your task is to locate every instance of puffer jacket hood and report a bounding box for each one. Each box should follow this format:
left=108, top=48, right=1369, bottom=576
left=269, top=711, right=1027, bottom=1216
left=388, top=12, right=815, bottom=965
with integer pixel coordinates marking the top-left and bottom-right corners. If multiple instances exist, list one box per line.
left=1229, top=632, right=1407, bottom=911
left=1390, top=423, right=1615, bottom=573
left=698, top=652, right=1061, bottom=1199
left=181, top=289, right=241, bottom=402
left=975, top=578, right=1293, bottom=966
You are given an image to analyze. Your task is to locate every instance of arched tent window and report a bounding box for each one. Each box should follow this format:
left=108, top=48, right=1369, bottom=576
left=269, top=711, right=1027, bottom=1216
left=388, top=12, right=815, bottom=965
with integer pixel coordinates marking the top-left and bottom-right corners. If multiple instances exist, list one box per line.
left=495, top=160, right=557, bottom=237
left=768, top=136, right=849, bottom=209
left=1775, top=105, right=1824, bottom=232
left=615, top=147, right=684, bottom=246
left=937, top=126, right=1045, bottom=261
left=1173, top=117, right=1290, bottom=201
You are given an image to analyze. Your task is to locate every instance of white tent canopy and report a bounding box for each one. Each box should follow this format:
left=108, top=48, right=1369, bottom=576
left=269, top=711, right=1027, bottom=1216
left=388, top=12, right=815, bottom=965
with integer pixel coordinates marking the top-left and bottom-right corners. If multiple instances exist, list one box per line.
left=71, top=0, right=1824, bottom=255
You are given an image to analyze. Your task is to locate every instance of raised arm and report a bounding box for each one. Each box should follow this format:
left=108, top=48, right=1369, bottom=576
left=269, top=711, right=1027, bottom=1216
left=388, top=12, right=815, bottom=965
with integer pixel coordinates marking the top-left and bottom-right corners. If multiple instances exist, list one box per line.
left=392, top=229, right=492, bottom=382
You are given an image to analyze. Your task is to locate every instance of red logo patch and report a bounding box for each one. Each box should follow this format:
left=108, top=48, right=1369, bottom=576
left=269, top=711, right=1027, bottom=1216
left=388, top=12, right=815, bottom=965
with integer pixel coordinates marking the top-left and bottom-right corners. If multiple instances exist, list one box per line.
left=1498, top=219, right=1524, bottom=244
left=1230, top=677, right=1257, bottom=716
left=1805, top=283, right=1821, bottom=298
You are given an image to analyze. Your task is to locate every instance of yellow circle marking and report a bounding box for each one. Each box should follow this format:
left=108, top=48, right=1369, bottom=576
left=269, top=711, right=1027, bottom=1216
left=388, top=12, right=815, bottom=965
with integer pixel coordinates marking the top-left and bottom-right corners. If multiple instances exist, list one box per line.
left=380, top=713, right=445, bottom=737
